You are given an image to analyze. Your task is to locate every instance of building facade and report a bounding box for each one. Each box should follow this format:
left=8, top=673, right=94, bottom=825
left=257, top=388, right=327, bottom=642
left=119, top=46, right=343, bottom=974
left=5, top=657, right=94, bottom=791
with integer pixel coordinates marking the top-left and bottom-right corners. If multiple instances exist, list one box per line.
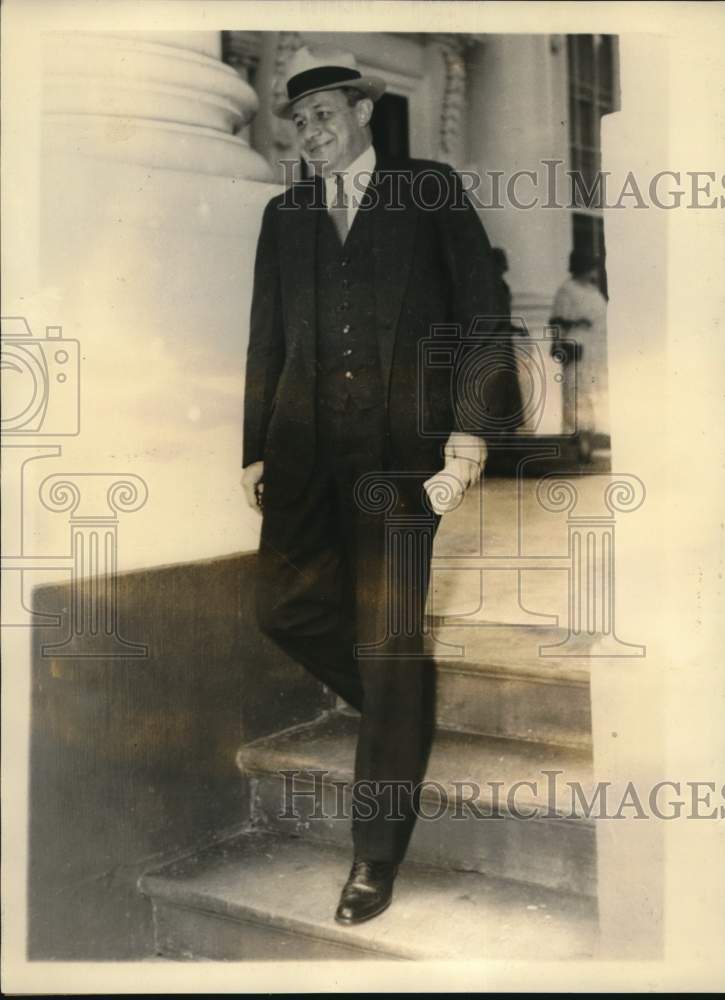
left=31, top=28, right=618, bottom=572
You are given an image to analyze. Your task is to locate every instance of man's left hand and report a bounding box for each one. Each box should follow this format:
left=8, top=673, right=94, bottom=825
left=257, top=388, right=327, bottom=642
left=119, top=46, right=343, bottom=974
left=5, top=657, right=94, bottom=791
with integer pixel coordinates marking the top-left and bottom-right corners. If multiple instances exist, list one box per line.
left=443, top=432, right=487, bottom=486
left=423, top=433, right=487, bottom=515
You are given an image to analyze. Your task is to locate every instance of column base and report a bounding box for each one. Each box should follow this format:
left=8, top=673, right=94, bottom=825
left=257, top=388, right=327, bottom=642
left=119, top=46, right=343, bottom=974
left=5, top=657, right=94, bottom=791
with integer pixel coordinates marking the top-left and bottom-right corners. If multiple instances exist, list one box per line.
left=44, top=114, right=271, bottom=179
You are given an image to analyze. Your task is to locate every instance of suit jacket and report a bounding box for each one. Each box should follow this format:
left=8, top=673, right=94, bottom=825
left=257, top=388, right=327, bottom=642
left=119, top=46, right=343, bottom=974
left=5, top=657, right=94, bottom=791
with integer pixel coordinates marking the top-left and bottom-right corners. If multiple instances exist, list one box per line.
left=243, top=156, right=513, bottom=507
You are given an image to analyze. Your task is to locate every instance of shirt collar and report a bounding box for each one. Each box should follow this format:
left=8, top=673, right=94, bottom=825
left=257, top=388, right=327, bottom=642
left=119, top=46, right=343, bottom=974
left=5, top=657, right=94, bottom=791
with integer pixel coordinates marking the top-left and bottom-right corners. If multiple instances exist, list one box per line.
left=326, top=144, right=377, bottom=191
left=347, top=144, right=376, bottom=181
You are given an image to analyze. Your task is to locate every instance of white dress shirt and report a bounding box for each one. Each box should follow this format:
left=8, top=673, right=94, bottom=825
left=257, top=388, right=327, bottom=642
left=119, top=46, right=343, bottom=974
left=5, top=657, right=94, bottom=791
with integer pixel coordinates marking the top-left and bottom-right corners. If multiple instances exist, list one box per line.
left=325, top=145, right=377, bottom=230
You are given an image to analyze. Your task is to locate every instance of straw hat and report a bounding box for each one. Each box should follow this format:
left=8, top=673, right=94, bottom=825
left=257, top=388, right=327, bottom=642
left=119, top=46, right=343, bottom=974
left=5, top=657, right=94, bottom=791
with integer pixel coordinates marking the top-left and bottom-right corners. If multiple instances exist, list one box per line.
left=274, top=45, right=386, bottom=119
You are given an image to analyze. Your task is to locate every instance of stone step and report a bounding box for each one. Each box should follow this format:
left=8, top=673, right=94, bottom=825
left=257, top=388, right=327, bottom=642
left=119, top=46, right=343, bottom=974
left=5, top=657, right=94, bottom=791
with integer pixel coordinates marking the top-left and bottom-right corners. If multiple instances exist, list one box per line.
left=426, top=622, right=591, bottom=684
left=139, top=830, right=598, bottom=961
left=426, top=623, right=592, bottom=749
left=237, top=713, right=597, bottom=897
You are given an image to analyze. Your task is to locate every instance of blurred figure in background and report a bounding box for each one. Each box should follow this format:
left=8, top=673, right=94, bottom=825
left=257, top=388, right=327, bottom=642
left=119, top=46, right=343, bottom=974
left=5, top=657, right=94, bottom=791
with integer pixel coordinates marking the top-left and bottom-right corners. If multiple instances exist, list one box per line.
left=489, top=247, right=525, bottom=435
left=550, top=249, right=610, bottom=462
left=491, top=247, right=513, bottom=330
left=492, top=247, right=527, bottom=336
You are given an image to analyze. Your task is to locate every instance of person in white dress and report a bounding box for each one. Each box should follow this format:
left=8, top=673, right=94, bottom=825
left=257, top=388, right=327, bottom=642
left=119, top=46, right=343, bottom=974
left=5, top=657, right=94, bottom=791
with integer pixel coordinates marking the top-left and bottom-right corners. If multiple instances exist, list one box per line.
left=550, top=250, right=610, bottom=461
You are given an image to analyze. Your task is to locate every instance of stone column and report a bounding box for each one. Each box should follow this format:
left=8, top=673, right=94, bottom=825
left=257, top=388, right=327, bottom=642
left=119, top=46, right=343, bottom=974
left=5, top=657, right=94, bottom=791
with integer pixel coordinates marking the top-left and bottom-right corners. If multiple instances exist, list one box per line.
left=466, top=34, right=570, bottom=312
left=466, top=35, right=571, bottom=434
left=42, top=30, right=270, bottom=179
left=588, top=35, right=669, bottom=960
left=29, top=29, right=278, bottom=578
left=248, top=31, right=304, bottom=186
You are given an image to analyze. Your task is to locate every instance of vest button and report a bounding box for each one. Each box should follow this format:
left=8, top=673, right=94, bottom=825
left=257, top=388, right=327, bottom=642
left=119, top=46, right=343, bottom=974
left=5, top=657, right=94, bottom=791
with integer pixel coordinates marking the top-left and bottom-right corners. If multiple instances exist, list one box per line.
left=341, top=258, right=350, bottom=267
left=342, top=324, right=351, bottom=333
left=345, top=371, right=354, bottom=380
left=343, top=349, right=352, bottom=357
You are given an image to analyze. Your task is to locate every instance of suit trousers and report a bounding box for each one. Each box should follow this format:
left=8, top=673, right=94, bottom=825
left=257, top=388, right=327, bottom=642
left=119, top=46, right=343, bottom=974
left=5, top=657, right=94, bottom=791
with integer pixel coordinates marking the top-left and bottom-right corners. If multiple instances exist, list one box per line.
left=255, top=396, right=440, bottom=863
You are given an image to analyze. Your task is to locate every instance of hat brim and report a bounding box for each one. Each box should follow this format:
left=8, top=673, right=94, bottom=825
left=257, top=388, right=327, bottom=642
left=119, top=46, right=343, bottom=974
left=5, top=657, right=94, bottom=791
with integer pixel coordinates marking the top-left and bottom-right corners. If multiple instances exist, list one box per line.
left=273, top=77, right=386, bottom=119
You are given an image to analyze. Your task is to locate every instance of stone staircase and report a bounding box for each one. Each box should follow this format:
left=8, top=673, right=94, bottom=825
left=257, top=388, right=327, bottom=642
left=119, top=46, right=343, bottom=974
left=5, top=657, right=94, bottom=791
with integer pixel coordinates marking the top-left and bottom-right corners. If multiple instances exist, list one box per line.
left=139, top=617, right=600, bottom=961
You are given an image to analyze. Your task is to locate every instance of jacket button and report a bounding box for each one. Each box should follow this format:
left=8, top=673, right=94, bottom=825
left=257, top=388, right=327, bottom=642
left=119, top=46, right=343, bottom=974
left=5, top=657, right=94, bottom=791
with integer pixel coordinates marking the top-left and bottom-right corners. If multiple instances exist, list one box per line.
left=345, top=371, right=354, bottom=380
left=341, top=258, right=350, bottom=267
left=342, top=324, right=351, bottom=333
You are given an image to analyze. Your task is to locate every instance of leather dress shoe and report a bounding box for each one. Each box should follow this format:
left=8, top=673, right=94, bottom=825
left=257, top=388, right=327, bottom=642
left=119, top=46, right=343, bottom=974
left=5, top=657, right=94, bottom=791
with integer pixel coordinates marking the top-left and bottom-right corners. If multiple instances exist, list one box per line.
left=335, top=858, right=398, bottom=926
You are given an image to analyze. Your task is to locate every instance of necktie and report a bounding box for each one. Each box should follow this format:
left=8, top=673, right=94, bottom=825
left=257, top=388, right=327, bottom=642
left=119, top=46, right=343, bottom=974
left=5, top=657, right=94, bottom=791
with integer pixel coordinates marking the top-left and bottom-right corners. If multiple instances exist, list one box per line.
left=328, top=172, right=349, bottom=245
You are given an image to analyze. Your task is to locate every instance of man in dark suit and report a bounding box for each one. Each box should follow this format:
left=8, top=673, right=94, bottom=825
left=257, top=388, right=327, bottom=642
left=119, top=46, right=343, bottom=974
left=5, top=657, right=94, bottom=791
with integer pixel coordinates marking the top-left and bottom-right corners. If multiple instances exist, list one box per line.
left=242, top=46, right=508, bottom=925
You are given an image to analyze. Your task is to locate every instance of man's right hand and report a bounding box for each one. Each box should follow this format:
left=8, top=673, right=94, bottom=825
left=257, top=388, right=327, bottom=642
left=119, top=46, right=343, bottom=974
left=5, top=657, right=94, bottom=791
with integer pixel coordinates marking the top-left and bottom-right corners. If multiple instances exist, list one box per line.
left=241, top=461, right=265, bottom=513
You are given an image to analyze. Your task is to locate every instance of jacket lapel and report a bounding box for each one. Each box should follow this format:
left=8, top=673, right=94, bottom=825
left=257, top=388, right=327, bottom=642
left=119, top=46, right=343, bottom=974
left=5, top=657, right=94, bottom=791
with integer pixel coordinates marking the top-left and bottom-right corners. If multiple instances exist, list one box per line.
left=277, top=175, right=323, bottom=375
left=371, top=161, right=419, bottom=396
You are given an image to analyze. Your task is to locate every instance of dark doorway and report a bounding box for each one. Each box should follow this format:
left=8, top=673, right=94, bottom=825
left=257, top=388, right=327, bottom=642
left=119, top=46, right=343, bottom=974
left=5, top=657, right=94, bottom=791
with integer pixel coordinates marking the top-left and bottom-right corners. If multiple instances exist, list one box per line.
left=371, top=93, right=410, bottom=161
left=572, top=212, right=608, bottom=298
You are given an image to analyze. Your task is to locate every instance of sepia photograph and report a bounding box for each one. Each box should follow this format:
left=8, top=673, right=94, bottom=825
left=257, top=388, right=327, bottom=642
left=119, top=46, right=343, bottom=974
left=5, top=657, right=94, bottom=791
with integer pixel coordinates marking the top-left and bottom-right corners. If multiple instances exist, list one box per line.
left=2, top=0, right=724, bottom=993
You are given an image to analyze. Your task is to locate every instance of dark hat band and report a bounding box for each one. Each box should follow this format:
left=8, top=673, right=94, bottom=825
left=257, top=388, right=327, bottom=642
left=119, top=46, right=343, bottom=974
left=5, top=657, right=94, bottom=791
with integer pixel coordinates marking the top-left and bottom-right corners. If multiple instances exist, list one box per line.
left=286, top=65, right=362, bottom=103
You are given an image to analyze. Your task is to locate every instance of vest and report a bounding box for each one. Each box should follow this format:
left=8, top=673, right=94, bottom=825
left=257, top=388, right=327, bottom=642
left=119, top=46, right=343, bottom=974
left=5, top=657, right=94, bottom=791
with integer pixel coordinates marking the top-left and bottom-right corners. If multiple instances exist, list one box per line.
left=315, top=206, right=385, bottom=412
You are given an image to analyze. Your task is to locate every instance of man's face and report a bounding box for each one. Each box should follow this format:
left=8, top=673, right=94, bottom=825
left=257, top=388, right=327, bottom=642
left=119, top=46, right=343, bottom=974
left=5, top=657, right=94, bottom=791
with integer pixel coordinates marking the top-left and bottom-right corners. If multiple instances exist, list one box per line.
left=291, top=89, right=372, bottom=177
